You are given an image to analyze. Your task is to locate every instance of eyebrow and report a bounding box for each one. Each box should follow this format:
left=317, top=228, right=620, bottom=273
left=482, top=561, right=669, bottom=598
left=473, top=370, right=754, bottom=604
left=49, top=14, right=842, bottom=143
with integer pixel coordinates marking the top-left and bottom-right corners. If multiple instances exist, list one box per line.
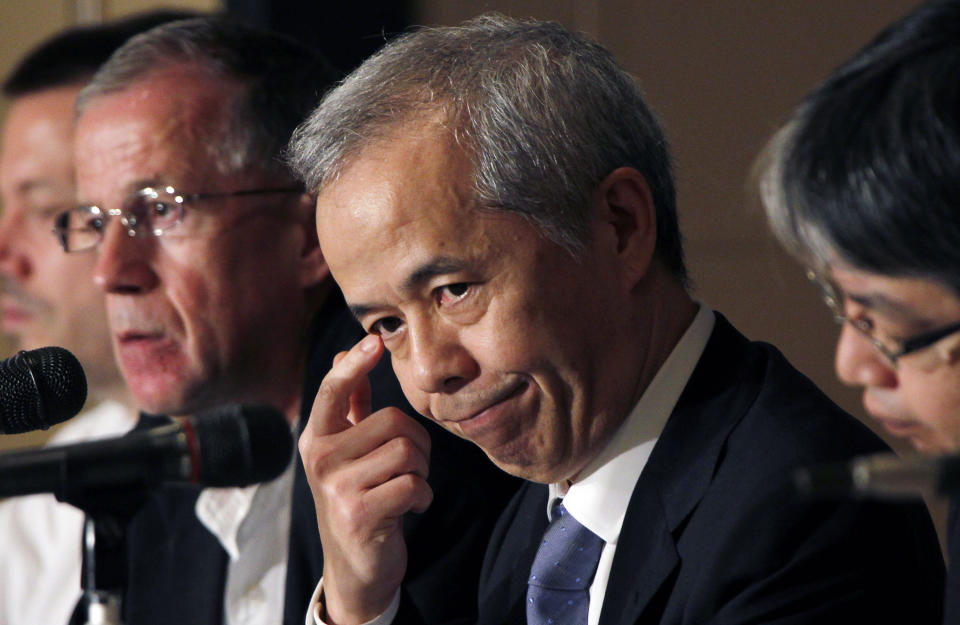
left=77, top=178, right=165, bottom=208
left=846, top=291, right=925, bottom=322
left=347, top=256, right=469, bottom=321
left=17, top=179, right=57, bottom=194
left=127, top=178, right=166, bottom=194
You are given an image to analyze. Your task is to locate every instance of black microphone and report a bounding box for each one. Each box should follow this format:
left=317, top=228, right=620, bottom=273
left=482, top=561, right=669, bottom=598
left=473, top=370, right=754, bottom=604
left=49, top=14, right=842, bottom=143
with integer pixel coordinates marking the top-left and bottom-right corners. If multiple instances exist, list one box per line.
left=0, top=404, right=293, bottom=500
left=794, top=452, right=960, bottom=499
left=0, top=346, right=87, bottom=434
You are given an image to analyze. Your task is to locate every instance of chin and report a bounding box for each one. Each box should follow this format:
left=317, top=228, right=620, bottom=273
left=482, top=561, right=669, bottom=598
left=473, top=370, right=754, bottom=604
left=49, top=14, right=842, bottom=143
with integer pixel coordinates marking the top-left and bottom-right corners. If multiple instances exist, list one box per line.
left=486, top=449, right=577, bottom=484
left=128, top=380, right=192, bottom=417
left=483, top=448, right=549, bottom=483
left=910, top=436, right=956, bottom=457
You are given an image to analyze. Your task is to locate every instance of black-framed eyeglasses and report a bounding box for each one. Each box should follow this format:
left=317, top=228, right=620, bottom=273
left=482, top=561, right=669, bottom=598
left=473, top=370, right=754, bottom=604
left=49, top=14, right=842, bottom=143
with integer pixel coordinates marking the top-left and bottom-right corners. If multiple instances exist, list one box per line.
left=53, top=185, right=303, bottom=253
left=806, top=268, right=960, bottom=367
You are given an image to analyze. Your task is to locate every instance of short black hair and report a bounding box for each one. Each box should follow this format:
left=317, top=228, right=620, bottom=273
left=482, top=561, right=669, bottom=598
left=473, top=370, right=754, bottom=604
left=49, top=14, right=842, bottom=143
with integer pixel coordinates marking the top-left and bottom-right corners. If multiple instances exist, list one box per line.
left=3, top=9, right=201, bottom=97
left=762, top=0, right=960, bottom=295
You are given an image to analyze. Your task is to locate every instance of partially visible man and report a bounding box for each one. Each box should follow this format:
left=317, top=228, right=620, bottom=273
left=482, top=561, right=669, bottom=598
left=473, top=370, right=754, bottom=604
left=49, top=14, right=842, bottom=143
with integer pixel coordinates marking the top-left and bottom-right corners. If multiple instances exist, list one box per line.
left=67, top=17, right=517, bottom=625
left=758, top=0, right=960, bottom=619
left=0, top=12, right=193, bottom=625
left=290, top=13, right=946, bottom=625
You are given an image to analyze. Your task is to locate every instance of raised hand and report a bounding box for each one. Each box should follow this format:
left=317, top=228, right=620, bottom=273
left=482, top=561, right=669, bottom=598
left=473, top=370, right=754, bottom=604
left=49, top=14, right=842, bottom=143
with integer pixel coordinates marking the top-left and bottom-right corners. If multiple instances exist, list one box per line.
left=300, top=334, right=434, bottom=625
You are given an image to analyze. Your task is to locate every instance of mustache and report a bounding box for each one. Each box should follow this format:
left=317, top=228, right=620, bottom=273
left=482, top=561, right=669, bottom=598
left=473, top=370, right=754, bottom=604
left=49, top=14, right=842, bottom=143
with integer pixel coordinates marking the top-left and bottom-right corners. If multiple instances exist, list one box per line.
left=106, top=301, right=168, bottom=335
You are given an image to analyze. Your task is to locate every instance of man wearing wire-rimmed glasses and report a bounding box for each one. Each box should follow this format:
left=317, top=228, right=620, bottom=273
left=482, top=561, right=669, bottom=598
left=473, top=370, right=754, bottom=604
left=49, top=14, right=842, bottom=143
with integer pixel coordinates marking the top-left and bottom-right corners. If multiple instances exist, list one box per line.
left=62, top=16, right=518, bottom=625
left=760, top=1, right=960, bottom=459
left=759, top=1, right=960, bottom=620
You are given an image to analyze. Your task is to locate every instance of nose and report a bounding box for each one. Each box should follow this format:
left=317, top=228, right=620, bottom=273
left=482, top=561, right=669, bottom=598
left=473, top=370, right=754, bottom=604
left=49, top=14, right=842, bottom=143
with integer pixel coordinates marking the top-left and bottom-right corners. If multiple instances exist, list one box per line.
left=92, top=218, right=160, bottom=294
left=835, top=323, right=897, bottom=389
left=406, top=318, right=479, bottom=394
left=0, top=208, right=30, bottom=281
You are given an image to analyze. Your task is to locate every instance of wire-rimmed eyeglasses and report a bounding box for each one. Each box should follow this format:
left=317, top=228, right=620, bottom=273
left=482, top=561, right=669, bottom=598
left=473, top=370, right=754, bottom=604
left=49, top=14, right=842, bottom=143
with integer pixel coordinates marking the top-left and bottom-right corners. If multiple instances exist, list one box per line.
left=806, top=268, right=960, bottom=368
left=53, top=185, right=303, bottom=253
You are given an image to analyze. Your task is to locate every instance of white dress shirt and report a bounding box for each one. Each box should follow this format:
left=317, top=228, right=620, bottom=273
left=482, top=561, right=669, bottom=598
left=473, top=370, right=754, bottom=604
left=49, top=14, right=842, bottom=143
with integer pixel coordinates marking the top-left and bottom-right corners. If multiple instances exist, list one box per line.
left=551, top=304, right=713, bottom=625
left=0, top=399, right=136, bottom=625
left=196, top=456, right=296, bottom=625
left=308, top=305, right=715, bottom=625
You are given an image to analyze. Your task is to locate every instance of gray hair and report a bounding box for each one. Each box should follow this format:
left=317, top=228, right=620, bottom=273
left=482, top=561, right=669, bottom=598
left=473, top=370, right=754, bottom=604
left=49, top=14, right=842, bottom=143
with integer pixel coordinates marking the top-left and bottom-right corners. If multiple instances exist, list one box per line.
left=288, top=13, right=685, bottom=280
left=758, top=0, right=960, bottom=296
left=78, top=16, right=340, bottom=180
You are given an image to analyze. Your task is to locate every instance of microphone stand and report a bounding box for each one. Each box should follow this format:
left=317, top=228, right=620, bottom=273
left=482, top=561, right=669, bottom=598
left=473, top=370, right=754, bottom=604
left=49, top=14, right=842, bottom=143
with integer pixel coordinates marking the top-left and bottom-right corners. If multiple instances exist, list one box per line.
left=63, top=488, right=148, bottom=625
left=79, top=511, right=126, bottom=625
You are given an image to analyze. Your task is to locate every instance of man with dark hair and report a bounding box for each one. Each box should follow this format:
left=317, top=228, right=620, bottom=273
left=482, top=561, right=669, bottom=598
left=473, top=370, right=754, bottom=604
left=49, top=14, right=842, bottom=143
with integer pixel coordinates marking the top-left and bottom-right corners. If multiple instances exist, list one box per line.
left=66, top=15, right=517, bottom=625
left=0, top=11, right=195, bottom=624
left=758, top=0, right=960, bottom=619
left=290, top=13, right=946, bottom=625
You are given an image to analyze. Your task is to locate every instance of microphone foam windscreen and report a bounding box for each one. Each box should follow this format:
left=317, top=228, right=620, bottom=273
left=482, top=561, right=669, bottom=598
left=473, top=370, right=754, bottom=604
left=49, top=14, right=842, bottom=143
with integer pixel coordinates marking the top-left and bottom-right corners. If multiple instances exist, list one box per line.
left=193, top=404, right=293, bottom=487
left=0, top=347, right=87, bottom=434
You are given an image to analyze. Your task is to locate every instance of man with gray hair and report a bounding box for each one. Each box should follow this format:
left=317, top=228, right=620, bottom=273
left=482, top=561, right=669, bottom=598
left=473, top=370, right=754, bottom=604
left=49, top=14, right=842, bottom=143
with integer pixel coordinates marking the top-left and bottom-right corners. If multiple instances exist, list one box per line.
left=291, top=13, right=945, bottom=625
left=0, top=11, right=193, bottom=625
left=65, top=16, right=517, bottom=625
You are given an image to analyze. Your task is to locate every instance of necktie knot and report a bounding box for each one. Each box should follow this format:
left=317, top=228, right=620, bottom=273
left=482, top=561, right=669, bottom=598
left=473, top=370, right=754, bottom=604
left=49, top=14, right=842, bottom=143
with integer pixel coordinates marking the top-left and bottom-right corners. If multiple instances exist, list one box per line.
left=527, top=503, right=604, bottom=625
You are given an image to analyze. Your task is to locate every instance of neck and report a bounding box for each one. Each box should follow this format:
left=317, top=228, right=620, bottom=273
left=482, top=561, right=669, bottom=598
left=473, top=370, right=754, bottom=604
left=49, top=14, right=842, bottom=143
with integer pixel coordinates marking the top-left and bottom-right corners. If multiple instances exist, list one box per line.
left=559, top=271, right=698, bottom=486
left=626, top=272, right=698, bottom=410
left=86, top=376, right=138, bottom=419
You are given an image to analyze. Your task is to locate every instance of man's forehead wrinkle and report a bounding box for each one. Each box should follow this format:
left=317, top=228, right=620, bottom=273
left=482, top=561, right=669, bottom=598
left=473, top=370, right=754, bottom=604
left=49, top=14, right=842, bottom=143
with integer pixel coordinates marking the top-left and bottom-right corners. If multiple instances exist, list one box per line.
left=75, top=122, right=162, bottom=202
left=76, top=83, right=221, bottom=206
left=321, top=119, right=488, bottom=323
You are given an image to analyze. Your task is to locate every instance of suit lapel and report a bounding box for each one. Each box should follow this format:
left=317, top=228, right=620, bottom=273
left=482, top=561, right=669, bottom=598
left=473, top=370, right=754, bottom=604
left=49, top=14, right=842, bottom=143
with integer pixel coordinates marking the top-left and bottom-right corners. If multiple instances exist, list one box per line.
left=477, top=484, right=548, bottom=625
left=599, top=314, right=761, bottom=625
left=599, top=484, right=678, bottom=625
left=482, top=315, right=760, bottom=625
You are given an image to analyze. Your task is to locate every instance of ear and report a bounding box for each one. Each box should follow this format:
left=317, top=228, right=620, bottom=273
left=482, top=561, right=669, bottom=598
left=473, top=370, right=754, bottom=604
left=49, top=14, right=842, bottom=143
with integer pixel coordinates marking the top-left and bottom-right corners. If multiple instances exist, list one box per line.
left=293, top=192, right=330, bottom=288
left=938, top=335, right=960, bottom=367
left=592, top=167, right=657, bottom=287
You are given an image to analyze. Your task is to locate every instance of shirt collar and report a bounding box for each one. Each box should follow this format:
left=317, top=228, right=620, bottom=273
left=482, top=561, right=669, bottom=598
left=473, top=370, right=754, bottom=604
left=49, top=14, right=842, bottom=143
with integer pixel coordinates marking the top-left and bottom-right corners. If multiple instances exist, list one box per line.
left=49, top=399, right=136, bottom=446
left=548, top=304, right=715, bottom=544
left=196, top=460, right=295, bottom=561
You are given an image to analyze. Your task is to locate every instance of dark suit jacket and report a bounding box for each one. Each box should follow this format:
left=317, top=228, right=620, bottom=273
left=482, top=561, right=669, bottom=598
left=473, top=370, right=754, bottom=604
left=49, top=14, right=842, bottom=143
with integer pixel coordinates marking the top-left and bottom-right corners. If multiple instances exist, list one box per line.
left=114, top=290, right=520, bottom=625
left=944, top=499, right=960, bottom=624
left=467, top=314, right=944, bottom=625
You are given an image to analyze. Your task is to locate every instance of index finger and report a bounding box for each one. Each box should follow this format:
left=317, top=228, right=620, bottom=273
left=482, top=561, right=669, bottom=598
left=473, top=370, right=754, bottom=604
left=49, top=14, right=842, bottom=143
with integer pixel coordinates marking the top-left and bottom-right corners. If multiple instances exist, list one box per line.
left=307, top=334, right=385, bottom=436
left=333, top=351, right=372, bottom=426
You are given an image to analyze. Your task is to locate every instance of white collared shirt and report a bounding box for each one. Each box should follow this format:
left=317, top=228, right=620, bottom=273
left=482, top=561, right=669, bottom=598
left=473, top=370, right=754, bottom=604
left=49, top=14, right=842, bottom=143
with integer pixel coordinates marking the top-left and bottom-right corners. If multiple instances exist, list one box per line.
left=0, top=399, right=136, bottom=625
left=551, top=304, right=714, bottom=625
left=308, top=305, right=715, bottom=625
left=197, top=458, right=296, bottom=625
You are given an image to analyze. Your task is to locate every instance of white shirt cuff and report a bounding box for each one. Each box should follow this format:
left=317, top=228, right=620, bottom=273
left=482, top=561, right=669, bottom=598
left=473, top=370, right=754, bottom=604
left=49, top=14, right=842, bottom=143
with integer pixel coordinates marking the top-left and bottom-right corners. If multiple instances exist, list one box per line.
left=307, top=578, right=401, bottom=625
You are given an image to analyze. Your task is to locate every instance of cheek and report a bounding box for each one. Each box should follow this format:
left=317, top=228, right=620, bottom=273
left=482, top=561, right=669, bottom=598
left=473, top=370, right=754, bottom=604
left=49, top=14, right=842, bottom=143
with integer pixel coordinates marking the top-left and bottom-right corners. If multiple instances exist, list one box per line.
left=394, top=365, right=431, bottom=418
left=926, top=386, right=960, bottom=437
left=168, top=263, right=214, bottom=318
left=152, top=253, right=222, bottom=353
left=57, top=257, right=100, bottom=296
left=904, top=368, right=960, bottom=428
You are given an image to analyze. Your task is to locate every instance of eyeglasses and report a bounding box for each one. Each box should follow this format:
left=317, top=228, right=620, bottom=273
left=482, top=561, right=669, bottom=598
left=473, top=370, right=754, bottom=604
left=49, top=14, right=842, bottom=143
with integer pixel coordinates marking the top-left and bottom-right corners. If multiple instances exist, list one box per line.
left=53, top=185, right=303, bottom=253
left=806, top=268, right=960, bottom=367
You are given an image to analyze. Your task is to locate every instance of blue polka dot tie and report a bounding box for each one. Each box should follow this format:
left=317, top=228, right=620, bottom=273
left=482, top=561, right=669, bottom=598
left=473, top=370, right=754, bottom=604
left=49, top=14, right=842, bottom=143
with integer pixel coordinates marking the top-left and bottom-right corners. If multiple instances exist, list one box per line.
left=526, top=503, right=605, bottom=625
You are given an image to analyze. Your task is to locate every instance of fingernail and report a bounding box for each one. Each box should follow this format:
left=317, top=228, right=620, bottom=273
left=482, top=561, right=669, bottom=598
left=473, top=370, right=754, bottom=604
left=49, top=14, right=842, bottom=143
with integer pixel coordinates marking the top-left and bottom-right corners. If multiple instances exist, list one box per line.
left=359, top=335, right=379, bottom=353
